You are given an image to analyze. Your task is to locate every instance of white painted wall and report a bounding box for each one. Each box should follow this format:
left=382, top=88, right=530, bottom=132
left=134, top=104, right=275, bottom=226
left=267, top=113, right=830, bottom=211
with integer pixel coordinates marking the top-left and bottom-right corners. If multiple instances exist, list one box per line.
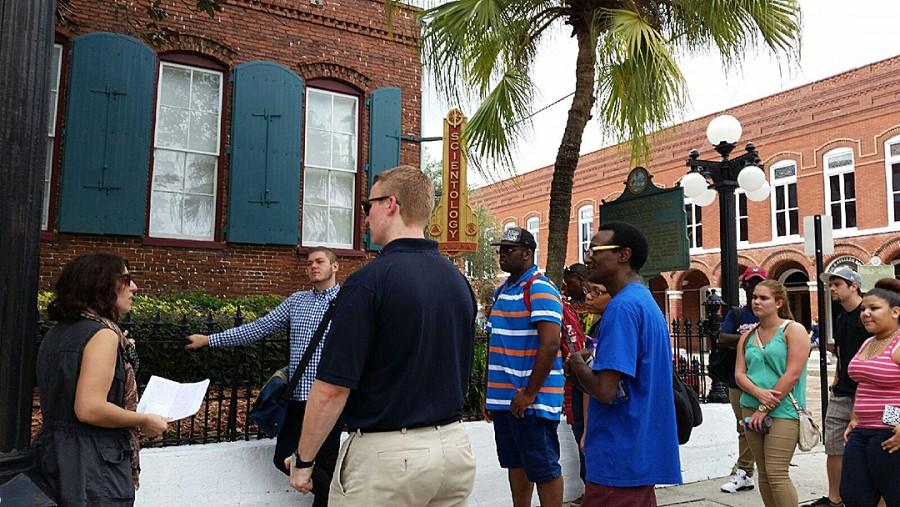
left=137, top=405, right=736, bottom=506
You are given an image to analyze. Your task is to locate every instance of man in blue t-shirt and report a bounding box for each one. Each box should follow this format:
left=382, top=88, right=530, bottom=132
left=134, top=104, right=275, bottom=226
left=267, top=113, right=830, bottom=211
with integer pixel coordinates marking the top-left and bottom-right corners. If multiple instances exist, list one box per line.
left=569, top=221, right=682, bottom=506
left=486, top=227, right=565, bottom=507
left=717, top=266, right=764, bottom=494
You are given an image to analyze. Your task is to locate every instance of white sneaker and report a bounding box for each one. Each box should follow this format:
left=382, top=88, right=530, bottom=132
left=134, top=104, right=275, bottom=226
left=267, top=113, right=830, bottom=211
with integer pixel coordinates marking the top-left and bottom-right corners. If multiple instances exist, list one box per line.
left=720, top=469, right=755, bottom=493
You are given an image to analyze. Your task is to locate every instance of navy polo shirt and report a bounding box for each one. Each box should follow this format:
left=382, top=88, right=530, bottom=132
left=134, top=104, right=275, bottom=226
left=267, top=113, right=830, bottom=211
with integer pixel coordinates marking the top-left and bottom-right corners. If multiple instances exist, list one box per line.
left=315, top=238, right=476, bottom=431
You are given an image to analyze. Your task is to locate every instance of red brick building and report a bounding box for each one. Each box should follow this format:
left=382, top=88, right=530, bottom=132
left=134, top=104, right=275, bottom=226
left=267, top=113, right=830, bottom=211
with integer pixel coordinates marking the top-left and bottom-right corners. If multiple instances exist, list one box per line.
left=474, top=56, right=900, bottom=328
left=39, top=0, right=421, bottom=296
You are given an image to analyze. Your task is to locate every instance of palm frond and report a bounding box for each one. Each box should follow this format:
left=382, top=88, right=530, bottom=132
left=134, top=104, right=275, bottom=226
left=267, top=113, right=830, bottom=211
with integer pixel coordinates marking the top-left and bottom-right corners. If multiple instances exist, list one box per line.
left=464, top=69, right=534, bottom=172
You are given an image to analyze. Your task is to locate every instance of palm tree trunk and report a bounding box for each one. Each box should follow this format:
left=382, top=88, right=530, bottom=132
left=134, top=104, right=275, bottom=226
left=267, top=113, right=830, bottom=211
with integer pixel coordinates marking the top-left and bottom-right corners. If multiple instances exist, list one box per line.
left=544, top=26, right=596, bottom=283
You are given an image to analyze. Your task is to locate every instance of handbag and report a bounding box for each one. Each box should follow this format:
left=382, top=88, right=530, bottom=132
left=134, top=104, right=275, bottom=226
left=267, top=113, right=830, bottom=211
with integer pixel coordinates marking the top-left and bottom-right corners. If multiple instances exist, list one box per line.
left=249, top=299, right=337, bottom=437
left=754, top=321, right=822, bottom=452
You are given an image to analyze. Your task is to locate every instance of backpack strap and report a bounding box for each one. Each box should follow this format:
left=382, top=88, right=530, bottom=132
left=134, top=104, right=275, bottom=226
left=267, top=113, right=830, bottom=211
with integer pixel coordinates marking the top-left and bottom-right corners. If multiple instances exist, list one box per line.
left=521, top=272, right=542, bottom=313
left=280, top=299, right=338, bottom=401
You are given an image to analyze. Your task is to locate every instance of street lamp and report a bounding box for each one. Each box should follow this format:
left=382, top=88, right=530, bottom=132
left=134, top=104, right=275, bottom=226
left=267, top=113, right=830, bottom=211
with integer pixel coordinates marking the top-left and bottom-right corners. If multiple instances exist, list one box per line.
left=683, top=114, right=768, bottom=309
left=683, top=115, right=768, bottom=403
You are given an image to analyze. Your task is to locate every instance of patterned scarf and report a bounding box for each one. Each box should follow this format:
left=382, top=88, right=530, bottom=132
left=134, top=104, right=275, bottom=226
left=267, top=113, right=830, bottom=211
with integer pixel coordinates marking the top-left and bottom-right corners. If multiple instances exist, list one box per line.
left=81, top=310, right=141, bottom=489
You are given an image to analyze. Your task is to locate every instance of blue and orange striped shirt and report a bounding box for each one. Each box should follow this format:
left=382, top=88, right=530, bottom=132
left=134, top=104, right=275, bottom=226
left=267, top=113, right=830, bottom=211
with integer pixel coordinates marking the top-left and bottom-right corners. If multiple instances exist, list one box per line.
left=486, top=265, right=564, bottom=420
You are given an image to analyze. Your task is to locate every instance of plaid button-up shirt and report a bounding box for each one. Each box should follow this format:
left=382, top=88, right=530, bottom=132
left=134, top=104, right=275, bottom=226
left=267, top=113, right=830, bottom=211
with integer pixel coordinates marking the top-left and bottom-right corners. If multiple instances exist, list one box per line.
left=208, top=284, right=340, bottom=400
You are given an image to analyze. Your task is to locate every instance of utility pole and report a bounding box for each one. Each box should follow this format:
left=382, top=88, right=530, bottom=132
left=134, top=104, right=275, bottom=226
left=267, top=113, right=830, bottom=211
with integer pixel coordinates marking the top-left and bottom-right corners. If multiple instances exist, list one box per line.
left=0, top=0, right=55, bottom=485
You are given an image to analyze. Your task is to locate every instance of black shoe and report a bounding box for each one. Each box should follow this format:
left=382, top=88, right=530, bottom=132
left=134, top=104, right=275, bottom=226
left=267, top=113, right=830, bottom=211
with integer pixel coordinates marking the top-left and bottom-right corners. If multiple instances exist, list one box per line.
left=803, top=497, right=844, bottom=507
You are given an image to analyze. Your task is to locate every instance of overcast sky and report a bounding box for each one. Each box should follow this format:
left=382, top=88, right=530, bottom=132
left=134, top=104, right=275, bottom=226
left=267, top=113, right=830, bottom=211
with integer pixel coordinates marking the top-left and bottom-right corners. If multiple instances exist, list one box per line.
left=418, top=0, right=900, bottom=187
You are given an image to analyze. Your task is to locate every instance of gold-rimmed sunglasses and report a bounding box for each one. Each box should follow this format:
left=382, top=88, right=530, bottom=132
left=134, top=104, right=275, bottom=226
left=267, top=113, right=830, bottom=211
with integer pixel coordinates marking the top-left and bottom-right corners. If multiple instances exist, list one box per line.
left=582, top=244, right=622, bottom=258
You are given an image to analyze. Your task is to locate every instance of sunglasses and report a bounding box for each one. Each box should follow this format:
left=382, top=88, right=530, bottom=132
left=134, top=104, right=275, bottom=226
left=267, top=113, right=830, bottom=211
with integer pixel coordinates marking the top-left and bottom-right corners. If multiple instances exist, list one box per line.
left=361, top=195, right=399, bottom=216
left=496, top=245, right=527, bottom=255
left=120, top=273, right=133, bottom=286
left=583, top=244, right=622, bottom=258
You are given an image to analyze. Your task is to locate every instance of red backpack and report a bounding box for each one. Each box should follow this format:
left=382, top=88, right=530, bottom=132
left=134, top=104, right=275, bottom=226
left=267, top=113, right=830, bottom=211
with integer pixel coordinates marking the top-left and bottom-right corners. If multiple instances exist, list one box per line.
left=520, top=274, right=585, bottom=358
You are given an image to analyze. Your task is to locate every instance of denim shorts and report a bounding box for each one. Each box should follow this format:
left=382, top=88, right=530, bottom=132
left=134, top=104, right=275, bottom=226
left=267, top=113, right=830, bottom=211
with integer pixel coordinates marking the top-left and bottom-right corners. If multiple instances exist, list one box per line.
left=492, top=410, right=561, bottom=483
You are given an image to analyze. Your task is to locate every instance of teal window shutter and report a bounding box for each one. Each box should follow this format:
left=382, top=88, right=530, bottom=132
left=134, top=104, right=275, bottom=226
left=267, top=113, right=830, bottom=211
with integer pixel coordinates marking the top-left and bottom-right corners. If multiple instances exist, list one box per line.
left=58, top=33, right=155, bottom=235
left=227, top=61, right=303, bottom=245
left=365, top=87, right=402, bottom=249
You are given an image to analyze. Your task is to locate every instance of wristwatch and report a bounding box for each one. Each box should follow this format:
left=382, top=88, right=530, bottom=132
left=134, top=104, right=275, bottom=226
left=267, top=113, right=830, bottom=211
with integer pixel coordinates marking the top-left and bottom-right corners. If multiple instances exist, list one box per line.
left=757, top=405, right=769, bottom=413
left=293, top=451, right=314, bottom=469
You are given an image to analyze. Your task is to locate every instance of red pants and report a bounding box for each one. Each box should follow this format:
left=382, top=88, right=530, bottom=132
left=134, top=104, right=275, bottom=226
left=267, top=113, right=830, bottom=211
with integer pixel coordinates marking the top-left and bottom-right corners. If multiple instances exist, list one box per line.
left=582, top=481, right=657, bottom=507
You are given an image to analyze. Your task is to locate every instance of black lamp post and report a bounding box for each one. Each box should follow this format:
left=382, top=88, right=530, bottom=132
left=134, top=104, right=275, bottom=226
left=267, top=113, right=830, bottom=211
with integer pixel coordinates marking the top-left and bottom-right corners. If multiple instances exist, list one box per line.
left=683, top=115, right=769, bottom=402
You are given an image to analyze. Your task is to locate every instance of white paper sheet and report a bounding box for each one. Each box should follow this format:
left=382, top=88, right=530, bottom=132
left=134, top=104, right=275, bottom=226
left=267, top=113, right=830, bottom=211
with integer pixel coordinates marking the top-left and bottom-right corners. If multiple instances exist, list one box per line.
left=137, top=376, right=210, bottom=421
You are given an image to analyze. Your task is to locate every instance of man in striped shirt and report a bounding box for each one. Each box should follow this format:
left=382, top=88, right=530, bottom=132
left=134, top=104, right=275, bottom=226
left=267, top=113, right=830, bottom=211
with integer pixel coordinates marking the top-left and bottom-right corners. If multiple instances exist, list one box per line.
left=185, top=246, right=341, bottom=507
left=486, top=227, right=565, bottom=507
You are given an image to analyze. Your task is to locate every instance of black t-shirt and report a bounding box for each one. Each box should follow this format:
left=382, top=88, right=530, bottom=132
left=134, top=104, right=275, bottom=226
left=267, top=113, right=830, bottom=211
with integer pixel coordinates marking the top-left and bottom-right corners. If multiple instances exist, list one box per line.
left=315, top=238, right=476, bottom=431
left=832, top=303, right=869, bottom=396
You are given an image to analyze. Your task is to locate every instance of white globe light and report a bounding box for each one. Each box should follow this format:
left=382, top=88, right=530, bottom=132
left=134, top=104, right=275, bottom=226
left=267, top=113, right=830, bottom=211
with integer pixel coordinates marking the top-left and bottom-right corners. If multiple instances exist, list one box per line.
left=706, top=114, right=742, bottom=146
left=681, top=172, right=708, bottom=199
left=737, top=165, right=766, bottom=192
left=747, top=181, right=771, bottom=202
left=694, top=188, right=717, bottom=207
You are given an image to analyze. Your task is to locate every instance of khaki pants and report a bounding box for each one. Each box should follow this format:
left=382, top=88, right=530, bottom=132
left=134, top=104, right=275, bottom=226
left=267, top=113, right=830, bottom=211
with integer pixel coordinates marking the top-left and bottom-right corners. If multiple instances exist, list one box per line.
left=729, top=388, right=755, bottom=476
left=329, top=422, right=475, bottom=507
left=742, top=409, right=800, bottom=507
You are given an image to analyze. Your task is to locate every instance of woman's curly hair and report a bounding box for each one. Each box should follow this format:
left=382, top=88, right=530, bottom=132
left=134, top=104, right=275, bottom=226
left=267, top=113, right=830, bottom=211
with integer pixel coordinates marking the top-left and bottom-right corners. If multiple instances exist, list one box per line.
left=47, top=253, right=129, bottom=321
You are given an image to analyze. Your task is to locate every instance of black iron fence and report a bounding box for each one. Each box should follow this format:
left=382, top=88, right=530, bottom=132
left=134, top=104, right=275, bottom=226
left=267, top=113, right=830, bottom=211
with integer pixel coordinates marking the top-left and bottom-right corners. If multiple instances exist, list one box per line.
left=670, top=317, right=715, bottom=403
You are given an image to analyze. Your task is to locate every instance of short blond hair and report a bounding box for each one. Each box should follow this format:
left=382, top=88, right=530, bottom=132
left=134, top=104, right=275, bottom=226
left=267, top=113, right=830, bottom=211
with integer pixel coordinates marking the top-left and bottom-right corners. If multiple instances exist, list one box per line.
left=373, top=165, right=434, bottom=226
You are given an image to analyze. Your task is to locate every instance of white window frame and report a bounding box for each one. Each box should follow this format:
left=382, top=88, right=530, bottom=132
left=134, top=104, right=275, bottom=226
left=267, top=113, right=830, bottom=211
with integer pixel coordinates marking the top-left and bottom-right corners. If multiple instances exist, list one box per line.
left=684, top=199, right=702, bottom=253
left=770, top=160, right=800, bottom=242
left=301, top=87, right=359, bottom=249
left=823, top=148, right=857, bottom=234
left=885, top=135, right=900, bottom=225
left=735, top=190, right=749, bottom=247
left=149, top=61, right=223, bottom=241
left=578, top=205, right=594, bottom=263
left=43, top=44, right=63, bottom=230
left=526, top=216, right=540, bottom=269
left=503, top=221, right=516, bottom=231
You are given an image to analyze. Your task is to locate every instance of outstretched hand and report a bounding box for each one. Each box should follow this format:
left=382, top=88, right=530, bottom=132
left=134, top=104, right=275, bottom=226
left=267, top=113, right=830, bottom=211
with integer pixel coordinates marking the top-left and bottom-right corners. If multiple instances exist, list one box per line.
left=184, top=334, right=209, bottom=350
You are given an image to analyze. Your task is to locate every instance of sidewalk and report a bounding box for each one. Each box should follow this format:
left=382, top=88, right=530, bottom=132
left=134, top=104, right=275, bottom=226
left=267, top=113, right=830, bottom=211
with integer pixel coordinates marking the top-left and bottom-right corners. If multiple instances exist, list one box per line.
left=655, top=448, right=829, bottom=506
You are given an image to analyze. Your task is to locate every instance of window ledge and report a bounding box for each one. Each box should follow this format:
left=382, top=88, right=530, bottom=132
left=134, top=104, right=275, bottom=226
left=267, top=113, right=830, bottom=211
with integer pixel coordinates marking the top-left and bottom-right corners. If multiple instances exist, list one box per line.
left=40, top=230, right=56, bottom=242
left=143, top=237, right=225, bottom=249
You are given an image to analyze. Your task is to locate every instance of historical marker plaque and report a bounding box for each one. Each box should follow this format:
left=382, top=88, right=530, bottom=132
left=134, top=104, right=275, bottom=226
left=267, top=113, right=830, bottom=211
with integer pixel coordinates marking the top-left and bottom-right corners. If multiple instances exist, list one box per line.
left=599, top=167, right=690, bottom=277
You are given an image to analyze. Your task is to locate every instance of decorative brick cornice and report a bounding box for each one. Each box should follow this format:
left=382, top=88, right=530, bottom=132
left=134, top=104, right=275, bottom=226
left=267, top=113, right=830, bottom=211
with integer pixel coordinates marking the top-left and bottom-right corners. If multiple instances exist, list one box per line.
left=761, top=250, right=814, bottom=279
left=298, top=62, right=372, bottom=91
left=874, top=237, right=900, bottom=261
left=672, top=261, right=713, bottom=289
left=229, top=0, right=420, bottom=47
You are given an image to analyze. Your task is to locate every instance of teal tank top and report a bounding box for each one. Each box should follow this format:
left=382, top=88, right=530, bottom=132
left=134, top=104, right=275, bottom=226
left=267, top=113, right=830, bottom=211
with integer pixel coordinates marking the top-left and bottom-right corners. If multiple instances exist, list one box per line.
left=739, top=320, right=807, bottom=420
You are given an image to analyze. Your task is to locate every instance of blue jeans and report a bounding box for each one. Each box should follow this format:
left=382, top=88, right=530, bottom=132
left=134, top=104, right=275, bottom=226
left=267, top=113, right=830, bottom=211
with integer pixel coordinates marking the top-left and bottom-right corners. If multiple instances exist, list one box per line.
left=840, top=428, right=900, bottom=507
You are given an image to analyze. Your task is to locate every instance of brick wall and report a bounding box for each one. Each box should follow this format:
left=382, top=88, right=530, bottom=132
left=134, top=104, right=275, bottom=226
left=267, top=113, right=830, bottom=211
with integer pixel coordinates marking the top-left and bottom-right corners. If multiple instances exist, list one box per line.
left=474, top=56, right=900, bottom=326
left=41, top=0, right=422, bottom=296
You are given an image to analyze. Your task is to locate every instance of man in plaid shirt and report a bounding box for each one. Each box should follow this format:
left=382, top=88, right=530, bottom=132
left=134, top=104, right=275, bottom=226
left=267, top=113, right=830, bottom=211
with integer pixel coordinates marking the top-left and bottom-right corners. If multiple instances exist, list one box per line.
left=185, top=246, right=341, bottom=507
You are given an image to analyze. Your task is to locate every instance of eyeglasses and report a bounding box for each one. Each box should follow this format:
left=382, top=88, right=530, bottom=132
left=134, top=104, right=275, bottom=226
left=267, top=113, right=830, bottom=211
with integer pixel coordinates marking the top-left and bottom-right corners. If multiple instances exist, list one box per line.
left=583, top=244, right=622, bottom=258
left=587, top=287, right=608, bottom=297
left=361, top=195, right=400, bottom=216
left=120, top=273, right=133, bottom=286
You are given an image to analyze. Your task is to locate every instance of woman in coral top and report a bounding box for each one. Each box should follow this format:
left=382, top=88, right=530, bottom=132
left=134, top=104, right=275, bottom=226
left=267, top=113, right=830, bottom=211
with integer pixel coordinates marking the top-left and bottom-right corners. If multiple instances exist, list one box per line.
left=841, top=278, right=900, bottom=506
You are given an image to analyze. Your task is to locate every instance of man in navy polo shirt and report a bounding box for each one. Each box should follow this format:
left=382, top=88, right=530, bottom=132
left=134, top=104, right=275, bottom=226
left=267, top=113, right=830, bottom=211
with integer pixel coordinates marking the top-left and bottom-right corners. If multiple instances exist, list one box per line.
left=569, top=221, right=682, bottom=506
left=285, top=165, right=477, bottom=507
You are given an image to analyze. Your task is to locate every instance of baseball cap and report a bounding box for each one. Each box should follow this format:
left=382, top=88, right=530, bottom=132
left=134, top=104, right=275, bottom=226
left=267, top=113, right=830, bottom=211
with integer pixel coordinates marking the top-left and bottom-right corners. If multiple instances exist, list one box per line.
left=739, top=266, right=768, bottom=282
left=820, top=266, right=862, bottom=286
left=491, top=227, right=537, bottom=250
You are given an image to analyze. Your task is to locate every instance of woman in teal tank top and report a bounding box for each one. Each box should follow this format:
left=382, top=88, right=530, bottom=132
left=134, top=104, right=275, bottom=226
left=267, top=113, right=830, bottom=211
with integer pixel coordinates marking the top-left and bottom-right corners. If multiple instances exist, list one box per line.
left=735, top=280, right=809, bottom=507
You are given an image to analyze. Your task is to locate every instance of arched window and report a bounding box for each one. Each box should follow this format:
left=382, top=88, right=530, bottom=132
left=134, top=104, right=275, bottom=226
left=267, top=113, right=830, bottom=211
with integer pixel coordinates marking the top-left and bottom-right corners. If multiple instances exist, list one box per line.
left=825, top=255, right=863, bottom=273
left=578, top=205, right=593, bottom=263
left=684, top=198, right=702, bottom=251
left=885, top=135, right=900, bottom=225
left=823, top=148, right=857, bottom=232
left=149, top=55, right=225, bottom=241
left=526, top=216, right=540, bottom=268
left=503, top=221, right=516, bottom=231
left=770, top=160, right=799, bottom=239
left=302, top=81, right=361, bottom=249
left=41, top=43, right=64, bottom=230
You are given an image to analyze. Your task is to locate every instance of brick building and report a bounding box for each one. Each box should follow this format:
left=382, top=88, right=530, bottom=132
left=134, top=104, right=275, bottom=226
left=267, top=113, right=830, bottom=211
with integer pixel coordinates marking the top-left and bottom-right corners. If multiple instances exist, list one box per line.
left=474, top=56, right=900, bottom=328
left=38, top=0, right=421, bottom=296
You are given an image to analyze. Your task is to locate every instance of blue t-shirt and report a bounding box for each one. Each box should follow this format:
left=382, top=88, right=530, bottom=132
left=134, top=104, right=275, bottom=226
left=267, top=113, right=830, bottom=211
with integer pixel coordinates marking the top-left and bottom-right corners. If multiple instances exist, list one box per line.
left=486, top=265, right=564, bottom=420
left=719, top=306, right=759, bottom=387
left=585, top=282, right=682, bottom=487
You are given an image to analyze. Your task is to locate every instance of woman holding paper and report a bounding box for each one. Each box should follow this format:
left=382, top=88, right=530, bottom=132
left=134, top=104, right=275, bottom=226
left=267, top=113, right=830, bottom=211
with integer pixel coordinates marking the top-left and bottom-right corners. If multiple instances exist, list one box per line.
left=35, top=253, right=169, bottom=506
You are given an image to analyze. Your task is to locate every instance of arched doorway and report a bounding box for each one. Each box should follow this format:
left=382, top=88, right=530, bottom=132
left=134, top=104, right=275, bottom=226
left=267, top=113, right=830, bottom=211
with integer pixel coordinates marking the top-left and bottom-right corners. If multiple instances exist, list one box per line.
left=780, top=268, right=812, bottom=329
left=681, top=270, right=711, bottom=327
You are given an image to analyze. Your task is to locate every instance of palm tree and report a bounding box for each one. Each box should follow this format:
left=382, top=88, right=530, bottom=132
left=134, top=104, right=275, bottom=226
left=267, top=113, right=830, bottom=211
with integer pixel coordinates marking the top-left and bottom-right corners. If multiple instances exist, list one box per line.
left=420, top=0, right=801, bottom=282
